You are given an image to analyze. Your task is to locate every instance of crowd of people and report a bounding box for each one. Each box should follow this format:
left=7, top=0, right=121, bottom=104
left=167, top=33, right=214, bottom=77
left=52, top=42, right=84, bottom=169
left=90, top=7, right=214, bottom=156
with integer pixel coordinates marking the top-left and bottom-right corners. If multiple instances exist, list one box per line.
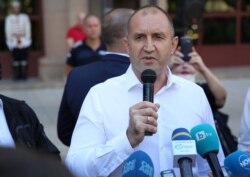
left=2, top=1, right=250, bottom=177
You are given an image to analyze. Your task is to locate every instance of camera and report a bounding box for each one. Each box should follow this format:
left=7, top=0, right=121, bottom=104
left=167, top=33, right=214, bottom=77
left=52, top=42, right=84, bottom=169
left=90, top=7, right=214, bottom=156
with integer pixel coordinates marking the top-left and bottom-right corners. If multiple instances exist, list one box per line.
left=180, top=36, right=193, bottom=62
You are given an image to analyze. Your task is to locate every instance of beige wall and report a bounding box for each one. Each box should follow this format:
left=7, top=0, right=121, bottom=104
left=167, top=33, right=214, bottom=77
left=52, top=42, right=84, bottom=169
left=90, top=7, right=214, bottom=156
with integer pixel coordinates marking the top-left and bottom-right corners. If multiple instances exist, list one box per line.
left=39, top=0, right=89, bottom=81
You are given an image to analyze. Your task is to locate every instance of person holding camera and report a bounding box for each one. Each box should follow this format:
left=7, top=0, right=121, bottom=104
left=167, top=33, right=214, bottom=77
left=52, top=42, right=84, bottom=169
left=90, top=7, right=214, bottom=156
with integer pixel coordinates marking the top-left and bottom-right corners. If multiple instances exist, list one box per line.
left=169, top=47, right=227, bottom=110
left=169, top=44, right=238, bottom=156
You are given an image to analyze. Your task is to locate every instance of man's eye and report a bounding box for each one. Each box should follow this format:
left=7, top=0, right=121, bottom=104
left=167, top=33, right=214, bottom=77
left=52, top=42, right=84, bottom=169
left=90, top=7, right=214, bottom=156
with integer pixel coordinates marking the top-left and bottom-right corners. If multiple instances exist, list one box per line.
left=135, top=35, right=143, bottom=40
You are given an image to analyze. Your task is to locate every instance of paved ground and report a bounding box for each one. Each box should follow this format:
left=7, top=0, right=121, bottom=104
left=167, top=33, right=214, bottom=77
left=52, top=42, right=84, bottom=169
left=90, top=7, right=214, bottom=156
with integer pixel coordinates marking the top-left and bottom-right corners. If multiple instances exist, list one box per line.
left=0, top=66, right=250, bottom=160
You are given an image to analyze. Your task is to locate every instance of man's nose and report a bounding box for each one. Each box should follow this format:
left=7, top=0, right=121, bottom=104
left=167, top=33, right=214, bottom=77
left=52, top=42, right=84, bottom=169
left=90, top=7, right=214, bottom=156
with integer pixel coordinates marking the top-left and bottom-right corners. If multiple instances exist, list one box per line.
left=143, top=38, right=155, bottom=53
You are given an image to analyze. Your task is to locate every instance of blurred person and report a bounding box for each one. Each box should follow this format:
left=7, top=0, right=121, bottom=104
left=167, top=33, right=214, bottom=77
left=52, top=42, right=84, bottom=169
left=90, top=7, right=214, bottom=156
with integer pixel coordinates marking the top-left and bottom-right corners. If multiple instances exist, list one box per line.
left=0, top=94, right=60, bottom=160
left=65, top=5, right=225, bottom=177
left=5, top=1, right=31, bottom=80
left=57, top=8, right=134, bottom=146
left=66, top=11, right=87, bottom=50
left=170, top=47, right=237, bottom=156
left=64, top=14, right=107, bottom=75
left=0, top=147, right=73, bottom=177
left=169, top=47, right=227, bottom=111
left=238, top=86, right=250, bottom=152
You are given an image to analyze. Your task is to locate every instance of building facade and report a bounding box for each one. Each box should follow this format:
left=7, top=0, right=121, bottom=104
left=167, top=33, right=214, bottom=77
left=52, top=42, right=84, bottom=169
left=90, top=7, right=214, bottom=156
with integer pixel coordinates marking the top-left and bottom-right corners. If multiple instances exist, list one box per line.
left=0, top=0, right=250, bottom=80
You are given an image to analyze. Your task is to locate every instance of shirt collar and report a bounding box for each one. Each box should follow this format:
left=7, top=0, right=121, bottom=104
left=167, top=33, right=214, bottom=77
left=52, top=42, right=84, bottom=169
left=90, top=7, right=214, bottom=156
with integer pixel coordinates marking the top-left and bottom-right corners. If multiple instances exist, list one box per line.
left=102, top=51, right=129, bottom=58
left=0, top=99, right=3, bottom=108
left=123, top=65, right=180, bottom=92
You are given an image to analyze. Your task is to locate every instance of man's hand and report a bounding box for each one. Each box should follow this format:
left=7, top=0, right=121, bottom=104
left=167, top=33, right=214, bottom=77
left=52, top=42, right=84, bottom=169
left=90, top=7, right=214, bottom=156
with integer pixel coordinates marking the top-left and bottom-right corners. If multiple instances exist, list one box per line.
left=126, top=101, right=160, bottom=148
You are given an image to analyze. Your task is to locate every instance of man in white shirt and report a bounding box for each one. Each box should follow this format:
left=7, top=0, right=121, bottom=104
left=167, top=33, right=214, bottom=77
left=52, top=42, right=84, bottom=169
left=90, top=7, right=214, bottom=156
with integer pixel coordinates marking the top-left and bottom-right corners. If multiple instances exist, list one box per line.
left=5, top=1, right=31, bottom=80
left=66, top=5, right=225, bottom=177
left=238, top=86, right=250, bottom=152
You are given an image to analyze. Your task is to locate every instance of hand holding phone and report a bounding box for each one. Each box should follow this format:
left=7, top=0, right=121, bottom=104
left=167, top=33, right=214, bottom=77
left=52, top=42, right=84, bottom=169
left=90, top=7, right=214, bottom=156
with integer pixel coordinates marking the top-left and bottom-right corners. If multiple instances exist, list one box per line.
left=180, top=36, right=193, bottom=62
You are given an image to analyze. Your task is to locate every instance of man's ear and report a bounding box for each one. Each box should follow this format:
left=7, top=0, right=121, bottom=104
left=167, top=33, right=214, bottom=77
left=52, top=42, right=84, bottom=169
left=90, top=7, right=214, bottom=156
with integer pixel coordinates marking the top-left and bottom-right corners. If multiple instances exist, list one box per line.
left=123, top=36, right=129, bottom=54
left=171, top=36, right=179, bottom=54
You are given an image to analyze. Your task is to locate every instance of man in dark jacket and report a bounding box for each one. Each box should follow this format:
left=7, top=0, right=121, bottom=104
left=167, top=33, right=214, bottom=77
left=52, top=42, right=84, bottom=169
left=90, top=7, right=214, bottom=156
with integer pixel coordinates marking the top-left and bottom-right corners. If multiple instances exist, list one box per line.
left=0, top=94, right=60, bottom=159
left=57, top=8, right=134, bottom=146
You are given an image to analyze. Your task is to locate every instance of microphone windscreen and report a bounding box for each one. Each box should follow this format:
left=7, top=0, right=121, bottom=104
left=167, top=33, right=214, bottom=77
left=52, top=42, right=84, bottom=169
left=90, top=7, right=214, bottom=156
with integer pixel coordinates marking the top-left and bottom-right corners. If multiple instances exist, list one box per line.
left=224, top=150, right=250, bottom=177
left=122, top=150, right=154, bottom=177
left=171, top=128, right=197, bottom=167
left=172, top=127, right=192, bottom=140
left=190, top=123, right=219, bottom=158
left=141, top=69, right=156, bottom=84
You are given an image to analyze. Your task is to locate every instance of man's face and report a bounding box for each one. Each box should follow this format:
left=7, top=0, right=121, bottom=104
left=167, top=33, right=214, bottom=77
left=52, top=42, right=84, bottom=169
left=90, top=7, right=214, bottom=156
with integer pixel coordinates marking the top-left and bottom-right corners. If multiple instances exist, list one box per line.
left=12, top=6, right=21, bottom=15
left=126, top=8, right=178, bottom=78
left=84, top=17, right=101, bottom=40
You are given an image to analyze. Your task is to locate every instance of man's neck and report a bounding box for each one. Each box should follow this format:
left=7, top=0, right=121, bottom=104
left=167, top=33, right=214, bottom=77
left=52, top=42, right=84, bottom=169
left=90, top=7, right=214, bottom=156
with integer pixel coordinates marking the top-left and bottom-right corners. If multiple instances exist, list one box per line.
left=86, top=38, right=101, bottom=50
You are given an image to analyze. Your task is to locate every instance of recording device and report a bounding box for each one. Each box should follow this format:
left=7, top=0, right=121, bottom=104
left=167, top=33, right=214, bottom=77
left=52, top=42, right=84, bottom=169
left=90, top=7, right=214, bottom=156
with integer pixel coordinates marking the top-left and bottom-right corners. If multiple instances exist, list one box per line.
left=180, top=36, right=193, bottom=62
left=141, top=69, right=157, bottom=136
left=122, top=150, right=154, bottom=177
left=190, top=123, right=225, bottom=177
left=172, top=128, right=196, bottom=177
left=160, top=169, right=176, bottom=177
left=224, top=150, right=250, bottom=177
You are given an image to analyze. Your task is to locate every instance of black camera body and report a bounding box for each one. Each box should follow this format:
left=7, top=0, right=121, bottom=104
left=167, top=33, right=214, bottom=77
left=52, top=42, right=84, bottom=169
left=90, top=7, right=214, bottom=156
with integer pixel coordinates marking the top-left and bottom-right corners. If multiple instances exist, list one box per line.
left=180, top=36, right=193, bottom=62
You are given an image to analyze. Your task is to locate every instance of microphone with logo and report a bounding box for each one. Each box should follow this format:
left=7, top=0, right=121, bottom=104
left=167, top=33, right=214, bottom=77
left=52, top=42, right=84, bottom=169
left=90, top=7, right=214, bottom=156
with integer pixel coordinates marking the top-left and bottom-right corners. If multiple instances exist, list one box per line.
left=171, top=128, right=197, bottom=177
left=224, top=150, right=250, bottom=177
left=122, top=150, right=154, bottom=177
left=141, top=69, right=157, bottom=136
left=190, top=123, right=225, bottom=177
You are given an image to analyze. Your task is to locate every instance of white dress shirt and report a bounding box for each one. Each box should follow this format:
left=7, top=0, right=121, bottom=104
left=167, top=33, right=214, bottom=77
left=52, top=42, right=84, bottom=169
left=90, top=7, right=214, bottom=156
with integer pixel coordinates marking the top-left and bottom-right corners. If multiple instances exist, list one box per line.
left=238, top=87, right=250, bottom=151
left=5, top=13, right=31, bottom=50
left=0, top=99, right=15, bottom=148
left=65, top=65, right=225, bottom=177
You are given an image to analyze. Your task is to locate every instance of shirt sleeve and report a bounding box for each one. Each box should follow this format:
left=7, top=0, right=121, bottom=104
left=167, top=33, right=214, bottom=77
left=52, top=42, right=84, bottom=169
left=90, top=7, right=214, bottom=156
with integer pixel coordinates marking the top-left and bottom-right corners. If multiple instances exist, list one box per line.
left=5, top=16, right=16, bottom=50
left=65, top=89, right=134, bottom=177
left=20, top=15, right=31, bottom=48
left=238, top=88, right=250, bottom=151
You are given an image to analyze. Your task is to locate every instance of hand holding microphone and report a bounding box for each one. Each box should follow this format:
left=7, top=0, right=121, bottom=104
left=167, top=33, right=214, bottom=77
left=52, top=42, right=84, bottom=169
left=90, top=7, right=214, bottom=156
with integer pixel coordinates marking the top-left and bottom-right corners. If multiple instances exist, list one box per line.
left=126, top=69, right=159, bottom=147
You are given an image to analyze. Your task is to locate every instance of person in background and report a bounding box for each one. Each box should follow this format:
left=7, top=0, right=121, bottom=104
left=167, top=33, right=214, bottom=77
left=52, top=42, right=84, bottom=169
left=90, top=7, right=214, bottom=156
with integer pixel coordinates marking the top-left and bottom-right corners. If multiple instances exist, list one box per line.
left=0, top=94, right=60, bottom=160
left=66, top=11, right=87, bottom=50
left=0, top=147, right=73, bottom=177
left=64, top=14, right=106, bottom=75
left=169, top=47, right=227, bottom=111
left=238, top=86, right=250, bottom=152
left=169, top=47, right=238, bottom=156
left=57, top=8, right=134, bottom=146
left=65, top=5, right=225, bottom=177
left=5, top=1, right=31, bottom=80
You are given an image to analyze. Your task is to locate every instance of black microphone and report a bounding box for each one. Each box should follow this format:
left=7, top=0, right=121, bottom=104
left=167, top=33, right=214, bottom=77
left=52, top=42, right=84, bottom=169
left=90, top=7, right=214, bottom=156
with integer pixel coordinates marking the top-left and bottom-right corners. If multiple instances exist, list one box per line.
left=141, top=69, right=156, bottom=136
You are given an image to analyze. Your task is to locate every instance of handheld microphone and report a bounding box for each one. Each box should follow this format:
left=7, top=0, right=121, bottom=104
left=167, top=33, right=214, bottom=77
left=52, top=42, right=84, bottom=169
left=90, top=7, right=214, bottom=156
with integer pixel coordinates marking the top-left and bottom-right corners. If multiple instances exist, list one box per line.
left=172, top=128, right=196, bottom=177
left=224, top=150, right=250, bottom=177
left=190, top=123, right=225, bottom=177
left=141, top=69, right=156, bottom=136
left=122, top=150, right=154, bottom=177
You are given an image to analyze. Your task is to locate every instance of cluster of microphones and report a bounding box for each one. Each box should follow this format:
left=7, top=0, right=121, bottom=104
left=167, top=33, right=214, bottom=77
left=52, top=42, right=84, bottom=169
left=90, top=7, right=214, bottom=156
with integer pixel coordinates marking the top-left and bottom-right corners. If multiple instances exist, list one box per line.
left=121, top=123, right=250, bottom=177
left=122, top=69, right=250, bottom=177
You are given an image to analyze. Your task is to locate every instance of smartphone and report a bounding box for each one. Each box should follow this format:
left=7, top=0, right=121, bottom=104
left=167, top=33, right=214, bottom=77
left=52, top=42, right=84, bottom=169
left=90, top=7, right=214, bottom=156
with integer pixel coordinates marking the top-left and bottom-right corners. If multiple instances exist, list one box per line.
left=180, top=36, right=193, bottom=62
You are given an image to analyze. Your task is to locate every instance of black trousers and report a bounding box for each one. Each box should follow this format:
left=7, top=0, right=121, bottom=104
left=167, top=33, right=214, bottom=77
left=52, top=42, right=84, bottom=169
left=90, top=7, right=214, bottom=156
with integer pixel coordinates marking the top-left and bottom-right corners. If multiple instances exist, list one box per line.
left=12, top=47, right=29, bottom=80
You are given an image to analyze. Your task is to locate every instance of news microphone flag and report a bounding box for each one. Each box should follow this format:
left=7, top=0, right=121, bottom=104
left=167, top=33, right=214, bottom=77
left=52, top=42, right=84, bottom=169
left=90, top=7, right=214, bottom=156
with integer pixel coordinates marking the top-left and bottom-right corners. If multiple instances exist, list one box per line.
left=190, top=123, right=219, bottom=158
left=224, top=150, right=250, bottom=177
left=171, top=128, right=197, bottom=167
left=122, top=150, right=154, bottom=177
left=190, top=123, right=224, bottom=177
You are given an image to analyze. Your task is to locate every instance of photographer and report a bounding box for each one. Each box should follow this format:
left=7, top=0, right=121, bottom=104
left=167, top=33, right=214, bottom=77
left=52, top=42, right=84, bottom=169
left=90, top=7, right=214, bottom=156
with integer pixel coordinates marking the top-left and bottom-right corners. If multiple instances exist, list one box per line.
left=169, top=44, right=237, bottom=156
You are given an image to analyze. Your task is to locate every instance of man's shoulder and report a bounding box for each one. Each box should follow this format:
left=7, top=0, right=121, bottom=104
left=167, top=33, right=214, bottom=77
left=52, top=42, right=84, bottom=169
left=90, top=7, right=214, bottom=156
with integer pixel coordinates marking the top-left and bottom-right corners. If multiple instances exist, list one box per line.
left=172, top=75, right=203, bottom=91
left=0, top=94, right=24, bottom=105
